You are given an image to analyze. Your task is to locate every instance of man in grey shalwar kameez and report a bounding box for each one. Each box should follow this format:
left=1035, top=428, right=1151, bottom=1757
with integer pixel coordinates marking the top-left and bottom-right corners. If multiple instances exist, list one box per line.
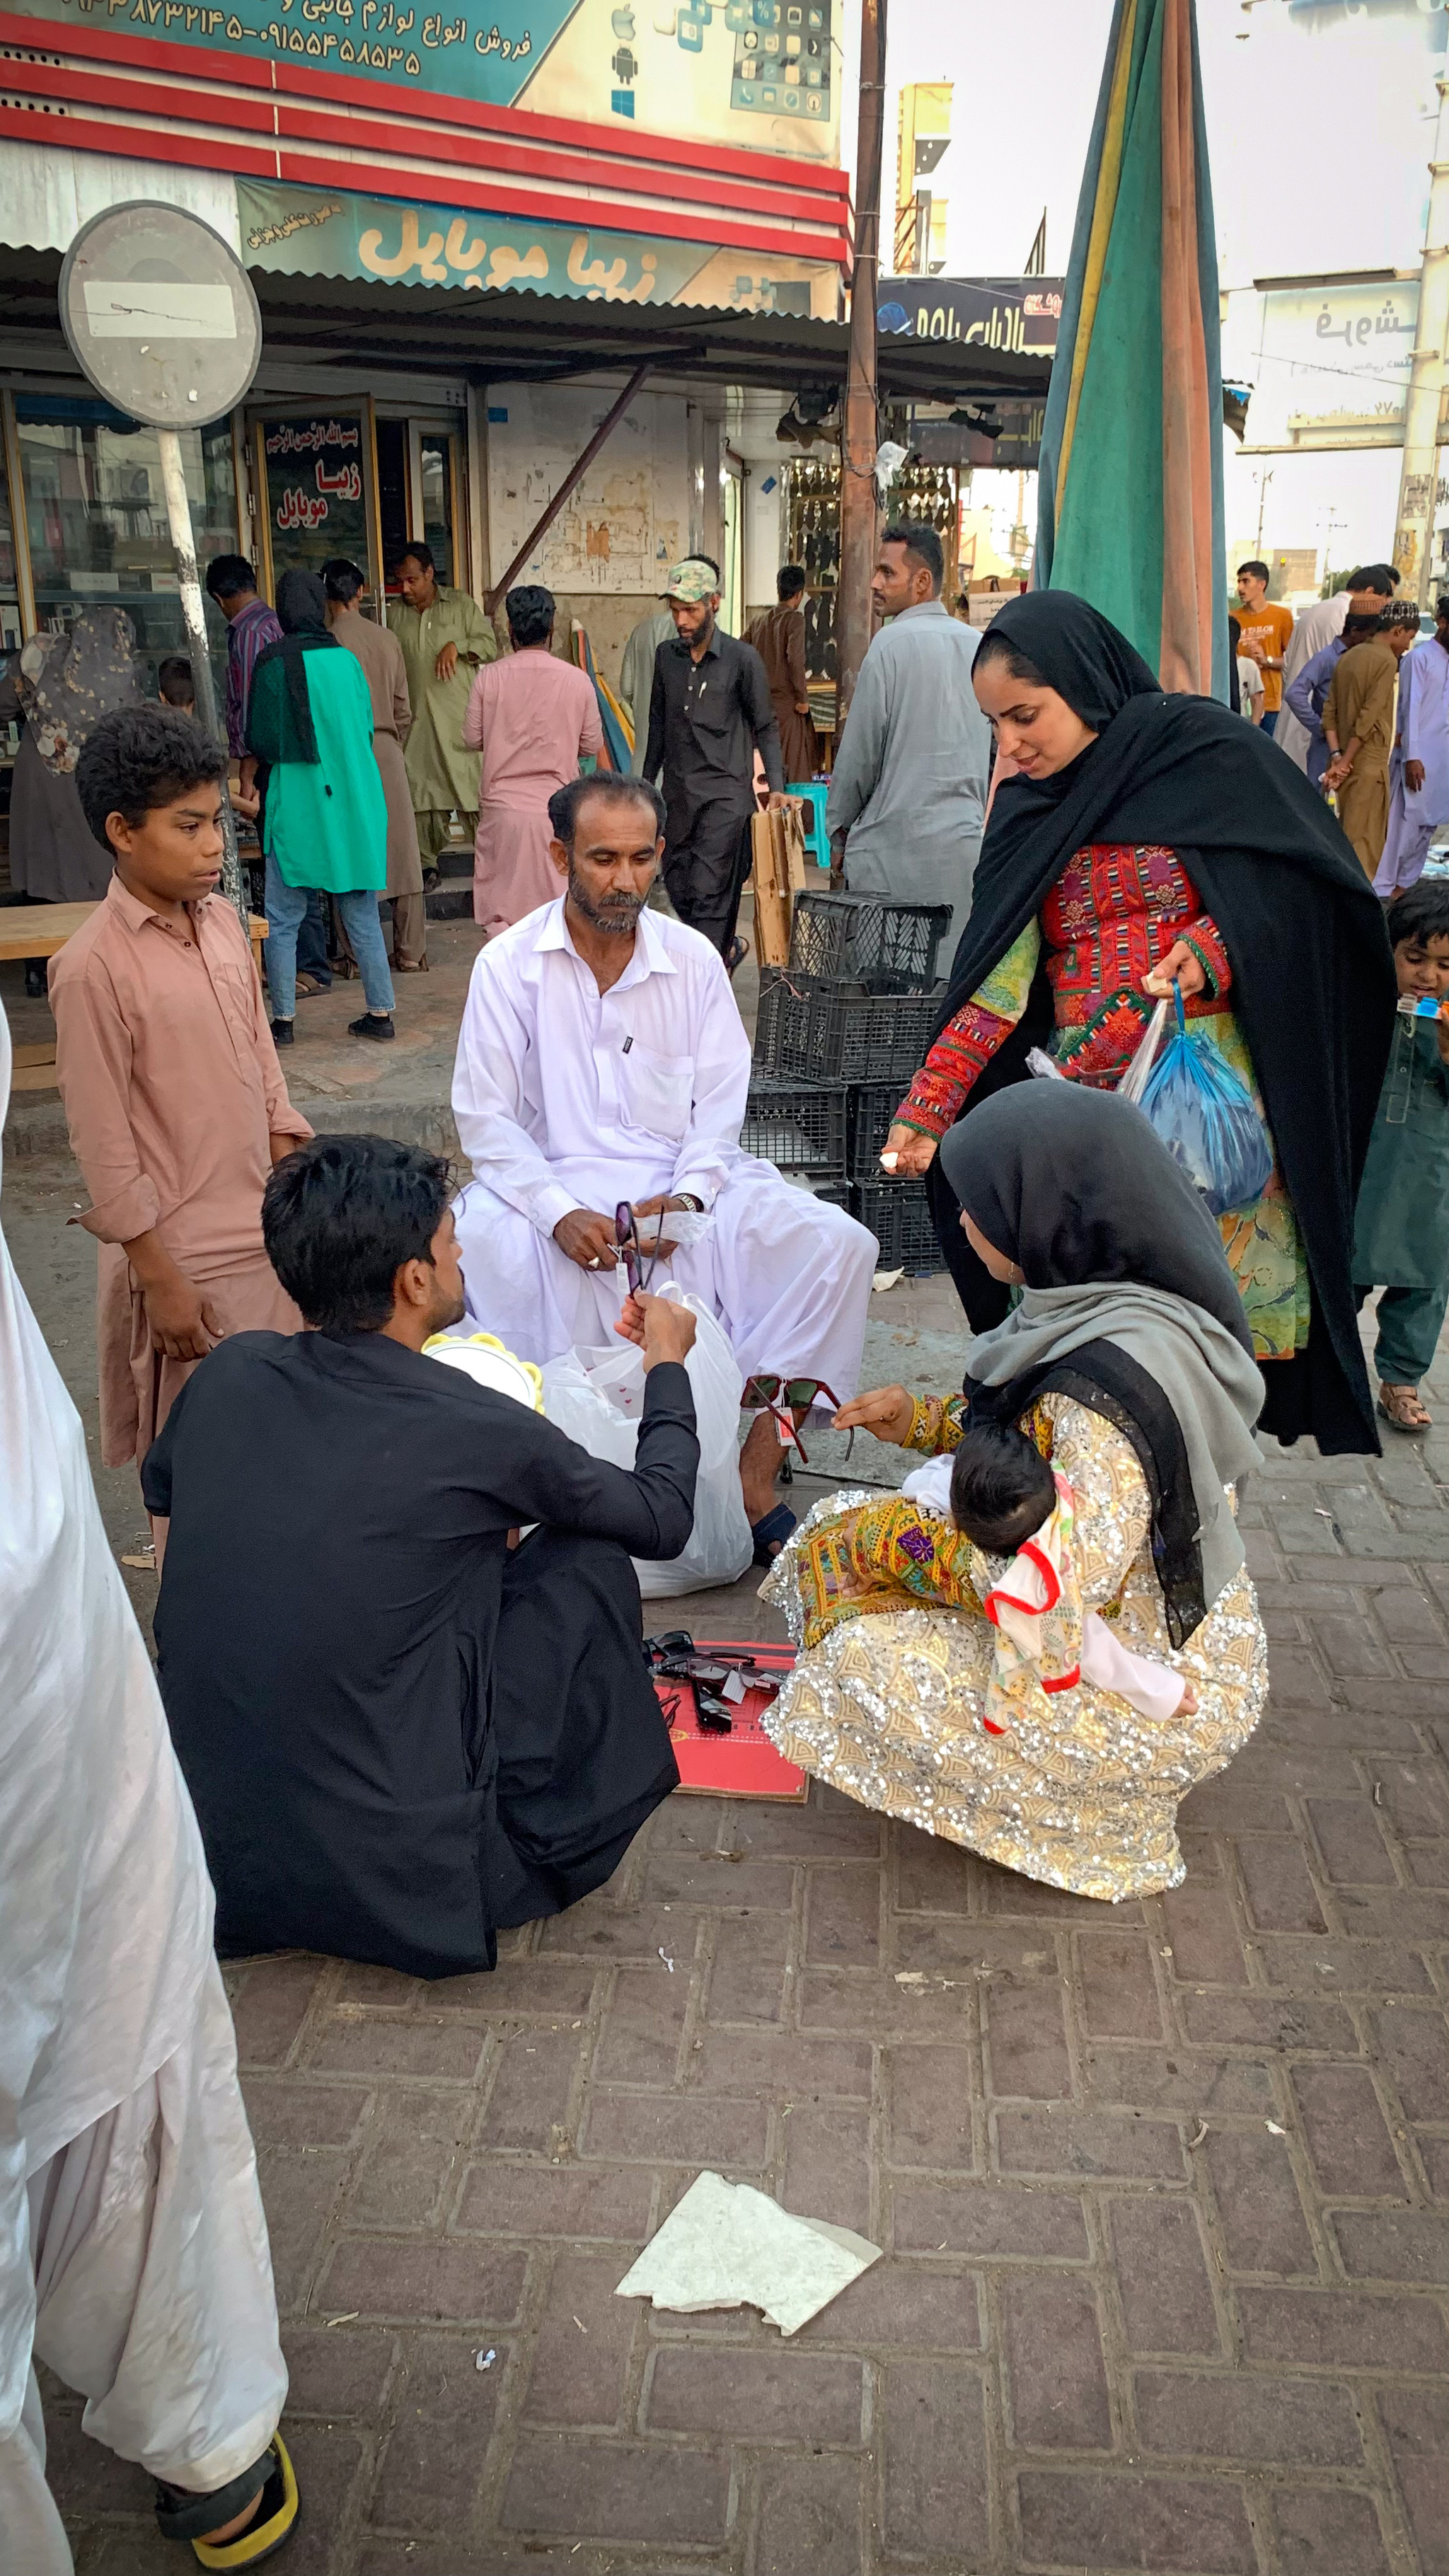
left=825, top=522, right=991, bottom=954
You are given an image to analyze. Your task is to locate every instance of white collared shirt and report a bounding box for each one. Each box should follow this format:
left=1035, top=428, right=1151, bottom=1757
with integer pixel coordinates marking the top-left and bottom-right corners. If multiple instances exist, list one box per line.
left=451, top=897, right=751, bottom=1232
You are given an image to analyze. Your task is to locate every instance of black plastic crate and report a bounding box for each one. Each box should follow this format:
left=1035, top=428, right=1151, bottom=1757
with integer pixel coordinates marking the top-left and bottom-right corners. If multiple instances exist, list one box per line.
left=753, top=968, right=818, bottom=1078
left=853, top=1181, right=946, bottom=1274
left=846, top=1080, right=910, bottom=1179
left=755, top=974, right=942, bottom=1086
left=741, top=1075, right=847, bottom=1177
left=788, top=890, right=952, bottom=993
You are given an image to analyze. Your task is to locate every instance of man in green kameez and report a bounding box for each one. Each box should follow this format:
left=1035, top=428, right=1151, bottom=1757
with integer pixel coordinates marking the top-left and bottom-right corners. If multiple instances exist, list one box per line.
left=387, top=545, right=497, bottom=887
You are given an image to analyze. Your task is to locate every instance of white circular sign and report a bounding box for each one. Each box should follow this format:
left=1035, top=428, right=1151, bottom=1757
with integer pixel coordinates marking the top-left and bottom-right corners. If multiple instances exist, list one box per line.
left=58, top=202, right=262, bottom=429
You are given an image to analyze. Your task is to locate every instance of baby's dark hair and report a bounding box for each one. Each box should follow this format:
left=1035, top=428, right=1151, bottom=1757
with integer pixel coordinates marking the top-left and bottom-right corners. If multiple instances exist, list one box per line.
left=949, top=1419, right=1056, bottom=1554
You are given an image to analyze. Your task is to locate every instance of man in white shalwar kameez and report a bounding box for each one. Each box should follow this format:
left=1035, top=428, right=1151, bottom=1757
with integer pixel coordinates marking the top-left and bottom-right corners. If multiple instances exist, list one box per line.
left=1376, top=602, right=1449, bottom=899
left=451, top=773, right=877, bottom=1548
left=0, top=1001, right=294, bottom=2569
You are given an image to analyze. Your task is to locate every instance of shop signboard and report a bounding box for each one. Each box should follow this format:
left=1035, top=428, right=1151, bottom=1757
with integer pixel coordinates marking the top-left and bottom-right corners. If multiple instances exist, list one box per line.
left=258, top=410, right=371, bottom=582
left=878, top=277, right=1063, bottom=357
left=27, top=0, right=838, bottom=158
left=1225, top=275, right=1419, bottom=451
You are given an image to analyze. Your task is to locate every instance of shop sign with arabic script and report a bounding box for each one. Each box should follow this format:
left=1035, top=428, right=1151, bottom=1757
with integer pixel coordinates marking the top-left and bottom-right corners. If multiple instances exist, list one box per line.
left=236, top=180, right=715, bottom=304
left=23, top=0, right=579, bottom=110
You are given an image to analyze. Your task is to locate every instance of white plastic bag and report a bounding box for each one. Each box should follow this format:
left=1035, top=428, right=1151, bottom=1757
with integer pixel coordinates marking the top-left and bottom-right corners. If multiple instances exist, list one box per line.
left=1117, top=996, right=1170, bottom=1106
left=541, top=1285, right=753, bottom=1596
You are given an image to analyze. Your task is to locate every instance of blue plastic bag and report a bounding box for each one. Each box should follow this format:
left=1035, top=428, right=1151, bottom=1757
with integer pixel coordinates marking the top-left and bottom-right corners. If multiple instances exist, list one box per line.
left=1136, top=987, right=1273, bottom=1217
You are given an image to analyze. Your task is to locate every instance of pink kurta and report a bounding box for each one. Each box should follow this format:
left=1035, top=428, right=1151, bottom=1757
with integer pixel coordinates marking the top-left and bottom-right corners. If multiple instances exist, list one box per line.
left=463, top=647, right=604, bottom=933
left=49, top=877, right=313, bottom=1472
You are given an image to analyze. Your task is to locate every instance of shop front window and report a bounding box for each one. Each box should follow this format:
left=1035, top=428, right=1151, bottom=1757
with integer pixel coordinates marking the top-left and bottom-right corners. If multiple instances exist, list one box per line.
left=16, top=398, right=236, bottom=704
left=417, top=434, right=456, bottom=587
left=0, top=437, right=21, bottom=655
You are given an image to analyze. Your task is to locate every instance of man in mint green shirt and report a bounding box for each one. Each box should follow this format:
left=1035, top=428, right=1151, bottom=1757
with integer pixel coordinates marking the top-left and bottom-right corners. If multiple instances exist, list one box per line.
left=246, top=570, right=396, bottom=1044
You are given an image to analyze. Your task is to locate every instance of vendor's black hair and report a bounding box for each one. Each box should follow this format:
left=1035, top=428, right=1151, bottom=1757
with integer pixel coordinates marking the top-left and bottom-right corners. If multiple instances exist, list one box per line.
left=778, top=562, right=807, bottom=600
left=323, top=556, right=367, bottom=604
left=156, top=654, right=195, bottom=705
left=204, top=553, right=258, bottom=601
left=505, top=583, right=555, bottom=650
left=548, top=772, right=665, bottom=850
left=76, top=705, right=226, bottom=852
left=949, top=1419, right=1056, bottom=1555
left=881, top=519, right=945, bottom=594
left=1387, top=879, right=1449, bottom=951
left=394, top=541, right=434, bottom=574
left=262, top=1133, right=454, bottom=1335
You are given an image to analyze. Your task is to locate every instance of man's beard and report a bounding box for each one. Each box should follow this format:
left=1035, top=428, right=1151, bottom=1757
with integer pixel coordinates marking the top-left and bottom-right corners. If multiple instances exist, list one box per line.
left=568, top=865, right=645, bottom=936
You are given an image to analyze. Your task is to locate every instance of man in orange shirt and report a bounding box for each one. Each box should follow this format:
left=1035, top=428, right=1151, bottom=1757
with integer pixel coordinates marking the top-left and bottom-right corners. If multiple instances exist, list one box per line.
left=1235, top=560, right=1295, bottom=737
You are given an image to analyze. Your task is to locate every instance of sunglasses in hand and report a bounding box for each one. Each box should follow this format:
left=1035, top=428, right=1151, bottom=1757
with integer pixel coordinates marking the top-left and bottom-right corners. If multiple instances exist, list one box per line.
left=740, top=1373, right=840, bottom=1465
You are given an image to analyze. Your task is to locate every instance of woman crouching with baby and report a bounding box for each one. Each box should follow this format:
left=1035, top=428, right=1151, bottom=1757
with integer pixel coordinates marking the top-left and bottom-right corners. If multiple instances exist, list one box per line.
left=760, top=1084, right=1269, bottom=1902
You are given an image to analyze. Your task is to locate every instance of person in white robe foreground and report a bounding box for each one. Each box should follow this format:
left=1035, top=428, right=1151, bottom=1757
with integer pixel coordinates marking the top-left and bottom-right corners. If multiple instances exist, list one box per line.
left=0, top=1000, right=294, bottom=2569
left=1377, top=600, right=1449, bottom=899
left=451, top=772, right=877, bottom=1554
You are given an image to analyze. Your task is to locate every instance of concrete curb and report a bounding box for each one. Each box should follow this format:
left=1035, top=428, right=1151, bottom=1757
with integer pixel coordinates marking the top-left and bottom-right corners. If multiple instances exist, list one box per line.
left=5, top=1093, right=461, bottom=1162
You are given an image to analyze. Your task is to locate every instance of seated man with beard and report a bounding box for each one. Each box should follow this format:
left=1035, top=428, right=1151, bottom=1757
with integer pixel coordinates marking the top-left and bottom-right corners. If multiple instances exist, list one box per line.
left=143, top=1132, right=698, bottom=1977
left=449, top=772, right=877, bottom=1558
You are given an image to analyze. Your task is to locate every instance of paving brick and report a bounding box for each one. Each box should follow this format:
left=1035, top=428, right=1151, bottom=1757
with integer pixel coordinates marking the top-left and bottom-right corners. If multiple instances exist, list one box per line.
left=592, top=1963, right=688, bottom=2088
left=885, top=2040, right=975, bottom=2168
left=785, top=2099, right=873, bottom=2234
left=521, top=2252, right=637, bottom=2427
left=241, top=2078, right=371, bottom=2148
left=1305, top=1615, right=1394, bottom=1677
left=537, top=1898, right=695, bottom=1962
left=1271, top=2486, right=1392, bottom=2576
left=279, top=2324, right=396, bottom=2418
left=896, top=1826, right=975, bottom=1911
left=995, top=2106, right=1185, bottom=2182
left=645, top=2342, right=865, bottom=2443
left=260, top=2422, right=366, bottom=2575
left=881, top=2360, right=990, bottom=2556
left=1405, top=1838, right=1449, bottom=1886
left=1232, top=1837, right=1329, bottom=1934
left=257, top=2147, right=349, bottom=2316
left=1085, top=2047, right=1274, bottom=2118
left=38, top=2408, right=149, bottom=2512
left=726, top=1784, right=882, bottom=1856
left=799, top=1966, right=976, bottom=2038
left=1367, top=2003, right=1449, bottom=2122
left=582, top=2088, right=768, bottom=2167
left=318, top=2240, right=528, bottom=2323
left=977, top=1862, right=1128, bottom=1919
left=1336, top=1883, right=1449, bottom=1942
left=804, top=1862, right=881, bottom=1965
left=335, top=1961, right=417, bottom=2007
left=1253, top=1935, right=1433, bottom=1997
left=503, top=2435, right=729, bottom=2546
left=478, top=2030, right=581, bottom=2154
left=692, top=2026, right=871, bottom=2100
left=755, top=2450, right=862, bottom=2576
left=1237, top=2285, right=1449, bottom=2373
left=1259, top=1643, right=1333, bottom=1706
left=1015, top=2469, right=1257, bottom=2573
left=229, top=1956, right=326, bottom=2066
left=891, top=2179, right=1090, bottom=2262
left=1159, top=1884, right=1252, bottom=1986
left=1076, top=1931, right=1165, bottom=2038
left=1177, top=1991, right=1360, bottom=2054
left=1133, top=2368, right=1365, bottom=2466
left=1201, top=2128, right=1315, bottom=2275
left=345, top=2089, right=469, bottom=2231
left=1002, top=2272, right=1112, bottom=2449
left=641, top=1849, right=794, bottom=1908
left=1331, top=2208, right=1449, bottom=2285
left=705, top=1911, right=790, bottom=2021
left=1179, top=1774, right=1293, bottom=1834
left=369, top=2335, right=500, bottom=2530
left=797, top=2258, right=983, bottom=2350
left=1291, top=2062, right=1407, bottom=2199
left=1368, top=1760, right=1449, bottom=1836
left=1108, top=2197, right=1223, bottom=2355
left=1306, top=1798, right=1398, bottom=1885
left=1376, top=2384, right=1449, bottom=2576
left=427, top=1961, right=596, bottom=2019
left=982, top=1976, right=1074, bottom=2099
left=306, top=2016, right=487, bottom=2083
left=452, top=2161, right=652, bottom=2243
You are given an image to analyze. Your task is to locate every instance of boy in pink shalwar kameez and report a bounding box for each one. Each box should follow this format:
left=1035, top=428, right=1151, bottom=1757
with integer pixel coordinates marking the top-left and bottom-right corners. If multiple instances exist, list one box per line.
left=463, top=584, right=605, bottom=935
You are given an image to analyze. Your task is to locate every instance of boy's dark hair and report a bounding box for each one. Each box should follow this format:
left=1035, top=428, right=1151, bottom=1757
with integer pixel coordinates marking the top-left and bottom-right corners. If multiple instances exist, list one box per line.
left=262, top=1133, right=454, bottom=1336
left=777, top=562, right=807, bottom=601
left=548, top=772, right=665, bottom=850
left=323, top=556, right=367, bottom=605
left=76, top=705, right=226, bottom=852
left=881, top=520, right=945, bottom=594
left=505, top=584, right=555, bottom=650
left=156, top=654, right=195, bottom=705
left=1342, top=612, right=1383, bottom=644
left=204, top=553, right=258, bottom=602
left=949, top=1419, right=1056, bottom=1555
left=394, top=541, right=434, bottom=574
left=1237, top=558, right=1270, bottom=585
left=1387, top=880, right=1449, bottom=951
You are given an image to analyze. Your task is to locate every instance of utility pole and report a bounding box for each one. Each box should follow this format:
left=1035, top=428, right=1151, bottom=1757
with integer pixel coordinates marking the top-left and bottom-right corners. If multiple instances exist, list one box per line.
left=1395, top=71, right=1449, bottom=607
left=836, top=0, right=887, bottom=724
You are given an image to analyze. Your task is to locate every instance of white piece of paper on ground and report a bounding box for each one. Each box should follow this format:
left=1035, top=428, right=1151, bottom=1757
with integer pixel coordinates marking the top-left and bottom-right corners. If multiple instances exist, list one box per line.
left=615, top=2171, right=881, bottom=2337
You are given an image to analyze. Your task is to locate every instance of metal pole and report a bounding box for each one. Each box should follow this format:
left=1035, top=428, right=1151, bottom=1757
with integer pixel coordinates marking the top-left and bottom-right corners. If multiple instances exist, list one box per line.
left=156, top=425, right=247, bottom=931
left=1395, top=72, right=1449, bottom=608
left=485, top=362, right=651, bottom=617
left=836, top=0, right=887, bottom=724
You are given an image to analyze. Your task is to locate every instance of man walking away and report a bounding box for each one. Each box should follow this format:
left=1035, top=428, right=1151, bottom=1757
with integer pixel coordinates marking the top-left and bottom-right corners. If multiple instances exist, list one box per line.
left=747, top=564, right=817, bottom=785
left=324, top=558, right=428, bottom=972
left=826, top=521, right=993, bottom=952
left=1378, top=597, right=1449, bottom=899
left=204, top=554, right=280, bottom=773
left=1285, top=609, right=1385, bottom=787
left=464, top=582, right=607, bottom=935
left=1324, top=603, right=1419, bottom=877
left=619, top=601, right=676, bottom=775
left=1276, top=565, right=1394, bottom=772
left=1234, top=560, right=1294, bottom=737
left=388, top=543, right=497, bottom=890
left=642, top=557, right=785, bottom=964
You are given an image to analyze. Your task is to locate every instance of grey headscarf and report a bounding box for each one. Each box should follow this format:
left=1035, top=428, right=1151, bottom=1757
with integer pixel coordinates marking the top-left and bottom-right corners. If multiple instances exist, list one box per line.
left=16, top=610, right=138, bottom=775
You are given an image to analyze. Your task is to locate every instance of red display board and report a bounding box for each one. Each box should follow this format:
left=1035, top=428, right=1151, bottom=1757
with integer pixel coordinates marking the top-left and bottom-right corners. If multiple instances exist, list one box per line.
left=654, top=1639, right=807, bottom=1802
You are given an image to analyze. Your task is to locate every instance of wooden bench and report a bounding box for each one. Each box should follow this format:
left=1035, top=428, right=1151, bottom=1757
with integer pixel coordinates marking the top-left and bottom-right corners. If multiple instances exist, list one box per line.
left=1, top=903, right=269, bottom=1093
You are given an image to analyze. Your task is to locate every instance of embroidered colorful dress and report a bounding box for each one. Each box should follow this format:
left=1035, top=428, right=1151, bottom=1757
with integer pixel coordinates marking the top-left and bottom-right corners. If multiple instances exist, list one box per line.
left=761, top=1389, right=1267, bottom=1901
left=894, top=844, right=1308, bottom=1361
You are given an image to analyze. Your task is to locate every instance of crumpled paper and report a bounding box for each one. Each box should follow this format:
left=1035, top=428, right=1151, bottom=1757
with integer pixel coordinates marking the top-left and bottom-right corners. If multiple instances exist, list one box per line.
left=615, top=2171, right=881, bottom=2338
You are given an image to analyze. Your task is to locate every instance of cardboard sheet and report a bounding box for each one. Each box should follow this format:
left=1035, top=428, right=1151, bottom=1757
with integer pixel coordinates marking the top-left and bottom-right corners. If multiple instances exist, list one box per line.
left=616, top=2170, right=882, bottom=2336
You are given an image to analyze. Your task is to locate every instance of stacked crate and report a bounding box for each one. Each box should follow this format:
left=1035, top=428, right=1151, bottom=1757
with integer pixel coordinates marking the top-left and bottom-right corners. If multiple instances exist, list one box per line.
left=744, top=891, right=951, bottom=1270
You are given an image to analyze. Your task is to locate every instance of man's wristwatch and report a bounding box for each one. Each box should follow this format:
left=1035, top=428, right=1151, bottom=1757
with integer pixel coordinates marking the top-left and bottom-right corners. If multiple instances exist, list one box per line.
left=675, top=1194, right=704, bottom=1213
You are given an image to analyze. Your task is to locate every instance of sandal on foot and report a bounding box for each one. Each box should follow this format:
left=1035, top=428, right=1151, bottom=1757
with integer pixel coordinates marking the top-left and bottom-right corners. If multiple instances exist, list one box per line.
left=1378, top=1381, right=1432, bottom=1433
left=156, top=2432, right=298, bottom=2566
left=724, top=934, right=749, bottom=977
left=751, top=1501, right=797, bottom=1566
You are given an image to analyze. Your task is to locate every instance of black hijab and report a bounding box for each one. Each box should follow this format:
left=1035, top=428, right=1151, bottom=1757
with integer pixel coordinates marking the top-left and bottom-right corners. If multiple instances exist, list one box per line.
left=924, top=589, right=1395, bottom=1457
left=246, top=568, right=339, bottom=768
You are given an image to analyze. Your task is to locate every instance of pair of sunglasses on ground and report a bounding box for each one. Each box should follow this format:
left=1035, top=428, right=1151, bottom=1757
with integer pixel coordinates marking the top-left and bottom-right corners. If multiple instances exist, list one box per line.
left=740, top=1374, right=840, bottom=1465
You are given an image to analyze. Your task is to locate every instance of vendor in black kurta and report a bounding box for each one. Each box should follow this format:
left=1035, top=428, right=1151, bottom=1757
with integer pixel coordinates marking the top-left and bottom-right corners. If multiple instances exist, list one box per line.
left=143, top=1131, right=699, bottom=1979
left=642, top=556, right=785, bottom=960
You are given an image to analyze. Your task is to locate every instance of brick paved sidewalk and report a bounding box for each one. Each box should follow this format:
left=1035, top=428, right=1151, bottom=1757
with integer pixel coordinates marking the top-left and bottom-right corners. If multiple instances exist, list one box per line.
left=50, top=1418, right=1449, bottom=2575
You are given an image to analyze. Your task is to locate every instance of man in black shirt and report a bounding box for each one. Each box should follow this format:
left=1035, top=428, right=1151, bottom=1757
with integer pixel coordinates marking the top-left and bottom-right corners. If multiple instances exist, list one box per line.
left=642, top=555, right=786, bottom=960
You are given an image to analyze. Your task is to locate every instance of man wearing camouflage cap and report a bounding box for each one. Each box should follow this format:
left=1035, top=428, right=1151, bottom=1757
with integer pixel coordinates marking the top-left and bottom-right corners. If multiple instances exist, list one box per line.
left=641, top=557, right=785, bottom=964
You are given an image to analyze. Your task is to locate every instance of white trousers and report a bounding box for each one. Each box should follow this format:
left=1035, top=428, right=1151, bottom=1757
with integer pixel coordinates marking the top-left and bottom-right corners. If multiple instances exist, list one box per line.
left=0, top=1959, right=286, bottom=2574
left=455, top=1162, right=878, bottom=1397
